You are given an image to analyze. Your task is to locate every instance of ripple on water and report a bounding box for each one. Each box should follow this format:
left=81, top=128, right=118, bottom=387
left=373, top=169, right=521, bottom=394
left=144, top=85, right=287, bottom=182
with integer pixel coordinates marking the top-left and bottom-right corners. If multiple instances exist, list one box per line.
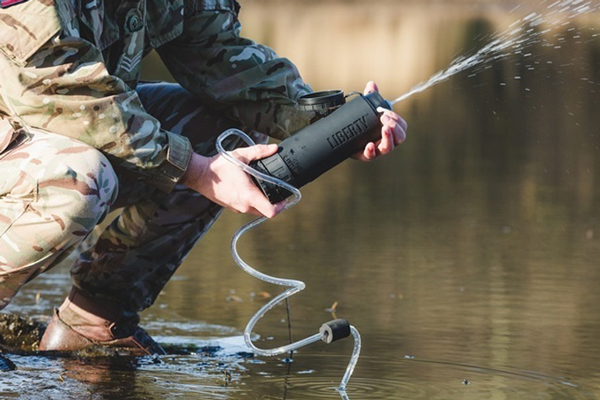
left=0, top=349, right=593, bottom=400
left=242, top=353, right=594, bottom=400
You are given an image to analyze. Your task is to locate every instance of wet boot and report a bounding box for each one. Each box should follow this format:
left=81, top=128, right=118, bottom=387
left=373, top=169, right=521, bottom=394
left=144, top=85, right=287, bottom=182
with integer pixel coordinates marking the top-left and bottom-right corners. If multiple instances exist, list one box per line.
left=39, top=287, right=165, bottom=356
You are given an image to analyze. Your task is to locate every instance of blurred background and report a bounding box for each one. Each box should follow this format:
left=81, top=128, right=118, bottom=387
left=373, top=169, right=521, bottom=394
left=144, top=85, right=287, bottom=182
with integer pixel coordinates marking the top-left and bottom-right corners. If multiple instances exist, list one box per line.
left=4, top=0, right=600, bottom=399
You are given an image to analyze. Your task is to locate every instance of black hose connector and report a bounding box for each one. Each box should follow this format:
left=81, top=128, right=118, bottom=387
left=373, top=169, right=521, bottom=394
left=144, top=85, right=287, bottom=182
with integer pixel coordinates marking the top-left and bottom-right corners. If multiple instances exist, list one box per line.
left=320, top=319, right=351, bottom=344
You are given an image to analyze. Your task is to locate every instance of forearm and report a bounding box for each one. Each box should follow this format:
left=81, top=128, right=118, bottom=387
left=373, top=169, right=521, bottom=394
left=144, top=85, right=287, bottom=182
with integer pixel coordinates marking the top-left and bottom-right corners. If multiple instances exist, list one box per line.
left=179, top=153, right=208, bottom=190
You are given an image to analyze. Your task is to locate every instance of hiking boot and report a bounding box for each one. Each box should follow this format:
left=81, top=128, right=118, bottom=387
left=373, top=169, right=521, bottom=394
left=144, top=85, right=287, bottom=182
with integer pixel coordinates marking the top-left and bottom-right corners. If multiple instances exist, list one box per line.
left=39, top=288, right=165, bottom=356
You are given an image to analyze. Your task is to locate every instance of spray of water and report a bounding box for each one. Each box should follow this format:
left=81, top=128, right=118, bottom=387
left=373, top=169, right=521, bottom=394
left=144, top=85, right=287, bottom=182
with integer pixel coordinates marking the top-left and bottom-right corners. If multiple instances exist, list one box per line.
left=390, top=0, right=600, bottom=106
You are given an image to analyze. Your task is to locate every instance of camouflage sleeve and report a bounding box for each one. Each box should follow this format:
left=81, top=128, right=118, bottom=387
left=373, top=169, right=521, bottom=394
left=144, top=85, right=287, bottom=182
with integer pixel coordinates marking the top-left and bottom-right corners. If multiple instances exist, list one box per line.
left=156, top=3, right=315, bottom=141
left=0, top=4, right=192, bottom=194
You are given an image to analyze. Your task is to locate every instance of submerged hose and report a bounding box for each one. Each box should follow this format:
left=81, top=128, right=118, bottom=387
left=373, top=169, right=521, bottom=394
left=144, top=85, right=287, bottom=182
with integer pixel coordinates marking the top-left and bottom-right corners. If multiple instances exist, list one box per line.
left=216, top=128, right=361, bottom=392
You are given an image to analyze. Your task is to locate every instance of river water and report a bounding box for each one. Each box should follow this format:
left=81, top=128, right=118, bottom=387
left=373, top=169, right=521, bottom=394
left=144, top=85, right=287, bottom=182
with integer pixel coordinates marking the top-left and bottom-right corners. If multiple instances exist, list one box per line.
left=2, top=1, right=600, bottom=399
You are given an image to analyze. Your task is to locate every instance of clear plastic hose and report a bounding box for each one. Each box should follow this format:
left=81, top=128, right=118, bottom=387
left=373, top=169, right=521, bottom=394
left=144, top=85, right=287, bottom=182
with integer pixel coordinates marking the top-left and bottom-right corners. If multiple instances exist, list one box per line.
left=216, top=129, right=360, bottom=392
left=338, top=326, right=361, bottom=392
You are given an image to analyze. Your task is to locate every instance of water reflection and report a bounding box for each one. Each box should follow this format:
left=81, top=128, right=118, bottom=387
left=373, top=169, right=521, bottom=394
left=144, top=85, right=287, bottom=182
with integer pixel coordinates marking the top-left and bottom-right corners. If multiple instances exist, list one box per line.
left=3, top=2, right=600, bottom=399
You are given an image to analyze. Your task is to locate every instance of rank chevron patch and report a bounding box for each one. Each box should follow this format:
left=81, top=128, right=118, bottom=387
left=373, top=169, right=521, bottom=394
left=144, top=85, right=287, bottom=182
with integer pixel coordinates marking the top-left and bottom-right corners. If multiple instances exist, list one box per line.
left=119, top=53, right=143, bottom=74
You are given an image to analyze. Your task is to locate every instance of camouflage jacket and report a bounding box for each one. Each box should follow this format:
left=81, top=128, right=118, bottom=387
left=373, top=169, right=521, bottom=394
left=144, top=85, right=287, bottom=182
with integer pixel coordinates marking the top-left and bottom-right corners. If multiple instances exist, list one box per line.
left=0, top=0, right=313, bottom=192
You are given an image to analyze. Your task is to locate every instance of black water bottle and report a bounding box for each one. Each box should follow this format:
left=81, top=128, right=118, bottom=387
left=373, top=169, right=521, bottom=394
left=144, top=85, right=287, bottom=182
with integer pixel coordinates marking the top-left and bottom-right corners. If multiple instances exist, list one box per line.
left=250, top=90, right=391, bottom=203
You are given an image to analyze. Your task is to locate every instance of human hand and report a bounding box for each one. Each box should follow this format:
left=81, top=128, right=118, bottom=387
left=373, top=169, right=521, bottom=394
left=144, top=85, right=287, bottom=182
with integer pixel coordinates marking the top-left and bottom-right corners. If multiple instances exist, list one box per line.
left=181, top=145, right=285, bottom=218
left=353, top=81, right=407, bottom=162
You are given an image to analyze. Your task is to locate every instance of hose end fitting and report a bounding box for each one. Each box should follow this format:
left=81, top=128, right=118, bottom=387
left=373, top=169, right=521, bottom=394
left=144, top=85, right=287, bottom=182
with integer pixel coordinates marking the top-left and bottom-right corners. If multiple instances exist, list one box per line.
left=320, top=319, right=351, bottom=344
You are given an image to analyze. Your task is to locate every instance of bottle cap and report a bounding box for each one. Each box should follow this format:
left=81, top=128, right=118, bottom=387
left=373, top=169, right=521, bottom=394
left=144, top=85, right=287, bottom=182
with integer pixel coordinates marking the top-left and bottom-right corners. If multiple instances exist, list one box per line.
left=298, top=90, right=345, bottom=112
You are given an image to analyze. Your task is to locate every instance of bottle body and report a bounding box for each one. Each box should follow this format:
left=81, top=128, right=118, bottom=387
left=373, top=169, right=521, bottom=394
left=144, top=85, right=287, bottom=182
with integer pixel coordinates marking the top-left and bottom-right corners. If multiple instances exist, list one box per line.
left=250, top=91, right=390, bottom=203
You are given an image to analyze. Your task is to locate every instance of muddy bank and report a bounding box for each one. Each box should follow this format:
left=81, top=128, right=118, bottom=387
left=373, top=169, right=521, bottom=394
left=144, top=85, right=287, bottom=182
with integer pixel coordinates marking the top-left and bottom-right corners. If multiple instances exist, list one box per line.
left=0, top=314, right=46, bottom=354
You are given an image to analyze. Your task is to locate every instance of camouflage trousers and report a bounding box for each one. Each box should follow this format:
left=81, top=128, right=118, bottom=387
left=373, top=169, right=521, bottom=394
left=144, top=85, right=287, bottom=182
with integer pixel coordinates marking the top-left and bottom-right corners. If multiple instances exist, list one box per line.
left=0, top=82, right=265, bottom=313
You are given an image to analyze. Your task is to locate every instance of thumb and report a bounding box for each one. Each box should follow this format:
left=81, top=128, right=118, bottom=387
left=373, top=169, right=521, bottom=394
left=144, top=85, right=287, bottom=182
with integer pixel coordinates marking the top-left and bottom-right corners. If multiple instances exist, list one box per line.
left=364, top=81, right=379, bottom=95
left=232, top=144, right=279, bottom=164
